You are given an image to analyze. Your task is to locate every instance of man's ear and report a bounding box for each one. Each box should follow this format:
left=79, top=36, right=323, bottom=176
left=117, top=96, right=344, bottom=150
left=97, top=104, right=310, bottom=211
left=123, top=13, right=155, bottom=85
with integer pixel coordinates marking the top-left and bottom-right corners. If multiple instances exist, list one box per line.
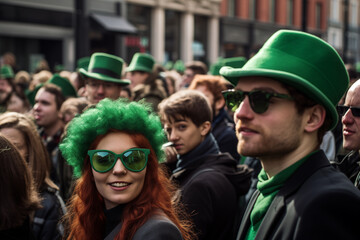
left=200, top=121, right=211, bottom=136
left=215, top=97, right=226, bottom=111
left=304, top=105, right=326, bottom=133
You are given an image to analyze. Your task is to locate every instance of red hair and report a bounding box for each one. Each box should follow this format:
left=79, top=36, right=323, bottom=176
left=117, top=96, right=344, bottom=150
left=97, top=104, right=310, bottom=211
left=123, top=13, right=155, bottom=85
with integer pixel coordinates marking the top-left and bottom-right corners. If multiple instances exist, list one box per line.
left=64, top=130, right=194, bottom=240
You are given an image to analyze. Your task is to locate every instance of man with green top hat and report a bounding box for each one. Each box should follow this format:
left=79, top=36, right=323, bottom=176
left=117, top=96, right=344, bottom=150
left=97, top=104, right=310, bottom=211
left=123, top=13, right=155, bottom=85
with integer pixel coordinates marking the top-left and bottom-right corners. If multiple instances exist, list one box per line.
left=126, top=52, right=167, bottom=112
left=220, top=30, right=360, bottom=240
left=79, top=53, right=130, bottom=104
left=0, top=64, right=15, bottom=112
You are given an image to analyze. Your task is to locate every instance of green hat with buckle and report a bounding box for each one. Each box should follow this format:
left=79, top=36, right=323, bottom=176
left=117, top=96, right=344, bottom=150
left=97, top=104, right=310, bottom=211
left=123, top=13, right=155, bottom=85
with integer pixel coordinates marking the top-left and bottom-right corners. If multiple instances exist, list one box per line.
left=79, top=53, right=130, bottom=85
left=220, top=29, right=349, bottom=130
left=126, top=53, right=155, bottom=73
left=0, top=65, right=14, bottom=79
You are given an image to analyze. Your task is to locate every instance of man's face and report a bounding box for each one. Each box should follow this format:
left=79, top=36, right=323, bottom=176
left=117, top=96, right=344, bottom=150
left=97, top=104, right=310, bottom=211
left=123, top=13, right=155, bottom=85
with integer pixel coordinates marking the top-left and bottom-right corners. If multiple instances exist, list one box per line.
left=181, top=69, right=195, bottom=88
left=126, top=71, right=149, bottom=89
left=163, top=116, right=210, bottom=155
left=33, top=88, right=61, bottom=128
left=85, top=78, right=122, bottom=104
left=0, top=78, right=13, bottom=103
left=342, top=82, right=360, bottom=150
left=233, top=77, right=303, bottom=159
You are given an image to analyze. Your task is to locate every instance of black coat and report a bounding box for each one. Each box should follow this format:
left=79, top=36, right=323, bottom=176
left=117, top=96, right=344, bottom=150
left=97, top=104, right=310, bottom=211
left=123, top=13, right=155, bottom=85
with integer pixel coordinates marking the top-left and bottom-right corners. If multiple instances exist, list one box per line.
left=172, top=153, right=252, bottom=240
left=237, top=151, right=360, bottom=240
left=212, top=109, right=240, bottom=161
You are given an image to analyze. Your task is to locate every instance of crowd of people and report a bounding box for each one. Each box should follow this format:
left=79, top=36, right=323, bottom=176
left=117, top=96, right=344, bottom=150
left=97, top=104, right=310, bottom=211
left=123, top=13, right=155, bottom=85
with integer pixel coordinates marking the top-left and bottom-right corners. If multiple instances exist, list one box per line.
left=1, top=29, right=360, bottom=240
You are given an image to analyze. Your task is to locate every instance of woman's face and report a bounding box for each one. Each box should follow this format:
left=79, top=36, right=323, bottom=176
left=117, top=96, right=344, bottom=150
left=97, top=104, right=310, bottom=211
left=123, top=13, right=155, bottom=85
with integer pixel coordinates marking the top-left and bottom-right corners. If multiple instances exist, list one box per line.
left=0, top=127, right=28, bottom=161
left=92, top=132, right=147, bottom=210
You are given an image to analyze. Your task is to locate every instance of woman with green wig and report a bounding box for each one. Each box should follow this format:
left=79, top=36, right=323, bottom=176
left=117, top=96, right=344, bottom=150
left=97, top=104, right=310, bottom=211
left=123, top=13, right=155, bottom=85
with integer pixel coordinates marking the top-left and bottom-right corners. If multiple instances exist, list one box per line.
left=59, top=98, right=194, bottom=240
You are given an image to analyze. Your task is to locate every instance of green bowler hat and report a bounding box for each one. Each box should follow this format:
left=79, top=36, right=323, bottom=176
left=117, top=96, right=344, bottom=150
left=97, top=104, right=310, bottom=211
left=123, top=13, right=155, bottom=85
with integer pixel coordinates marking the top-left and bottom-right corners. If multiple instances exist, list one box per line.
left=220, top=29, right=349, bottom=130
left=48, top=73, right=77, bottom=98
left=222, top=56, right=247, bottom=69
left=126, top=53, right=155, bottom=73
left=79, top=53, right=130, bottom=85
left=0, top=65, right=14, bottom=79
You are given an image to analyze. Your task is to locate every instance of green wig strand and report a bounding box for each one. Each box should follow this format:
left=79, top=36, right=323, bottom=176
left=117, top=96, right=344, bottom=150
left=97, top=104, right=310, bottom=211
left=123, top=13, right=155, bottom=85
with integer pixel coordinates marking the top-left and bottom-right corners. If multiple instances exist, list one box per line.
left=59, top=98, right=166, bottom=177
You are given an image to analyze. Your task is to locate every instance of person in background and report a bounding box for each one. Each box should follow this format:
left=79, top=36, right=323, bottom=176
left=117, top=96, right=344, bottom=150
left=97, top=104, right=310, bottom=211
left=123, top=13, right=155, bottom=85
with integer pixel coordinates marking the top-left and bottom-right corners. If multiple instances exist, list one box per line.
left=158, top=90, right=252, bottom=240
left=332, top=79, right=360, bottom=189
left=0, top=134, right=41, bottom=240
left=220, top=29, right=360, bottom=240
left=188, top=74, right=240, bottom=161
left=79, top=53, right=130, bottom=104
left=0, top=64, right=15, bottom=113
left=0, top=112, right=66, bottom=240
left=126, top=53, right=168, bottom=112
left=33, top=83, right=65, bottom=185
left=6, top=87, right=31, bottom=114
left=180, top=61, right=207, bottom=89
left=59, top=98, right=195, bottom=240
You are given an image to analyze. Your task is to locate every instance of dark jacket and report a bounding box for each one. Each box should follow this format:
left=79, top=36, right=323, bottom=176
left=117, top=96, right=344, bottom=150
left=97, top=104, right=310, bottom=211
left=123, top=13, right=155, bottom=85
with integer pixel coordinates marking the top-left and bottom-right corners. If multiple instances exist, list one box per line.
left=332, top=150, right=360, bottom=189
left=0, top=217, right=36, bottom=240
left=33, top=186, right=66, bottom=240
left=104, top=206, right=183, bottom=240
left=212, top=108, right=240, bottom=161
left=172, top=135, right=252, bottom=240
left=237, top=151, right=360, bottom=240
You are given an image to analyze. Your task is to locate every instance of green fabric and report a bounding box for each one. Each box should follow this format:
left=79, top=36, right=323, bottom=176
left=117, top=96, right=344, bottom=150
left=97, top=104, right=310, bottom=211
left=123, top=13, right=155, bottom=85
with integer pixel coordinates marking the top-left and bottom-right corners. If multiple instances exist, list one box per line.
left=220, top=30, right=349, bottom=131
left=126, top=53, right=155, bottom=73
left=59, top=98, right=166, bottom=178
left=245, top=151, right=318, bottom=240
left=48, top=73, right=77, bottom=98
left=79, top=52, right=130, bottom=85
left=0, top=65, right=14, bottom=79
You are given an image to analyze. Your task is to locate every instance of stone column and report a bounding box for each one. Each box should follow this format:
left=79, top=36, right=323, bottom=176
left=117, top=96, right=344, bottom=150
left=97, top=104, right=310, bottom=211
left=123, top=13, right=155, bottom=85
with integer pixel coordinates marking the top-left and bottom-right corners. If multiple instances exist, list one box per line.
left=151, top=6, right=165, bottom=64
left=180, top=11, right=194, bottom=63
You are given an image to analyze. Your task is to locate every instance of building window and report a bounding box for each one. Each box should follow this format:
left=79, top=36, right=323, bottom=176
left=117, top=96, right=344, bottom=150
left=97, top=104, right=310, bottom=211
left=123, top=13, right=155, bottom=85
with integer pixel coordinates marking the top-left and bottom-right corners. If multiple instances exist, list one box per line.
left=330, top=0, right=340, bottom=22
left=287, top=0, right=294, bottom=25
left=227, top=0, right=237, bottom=17
left=126, top=4, right=151, bottom=61
left=194, top=15, right=208, bottom=63
left=315, top=2, right=322, bottom=29
left=350, top=0, right=358, bottom=26
left=165, top=10, right=181, bottom=63
left=250, top=0, right=256, bottom=20
left=270, top=0, right=277, bottom=23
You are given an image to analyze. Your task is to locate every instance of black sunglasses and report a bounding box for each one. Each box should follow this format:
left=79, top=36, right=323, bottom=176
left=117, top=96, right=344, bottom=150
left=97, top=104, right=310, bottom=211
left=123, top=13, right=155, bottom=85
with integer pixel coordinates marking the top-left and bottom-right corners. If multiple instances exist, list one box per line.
left=222, top=89, right=293, bottom=114
left=337, top=105, right=360, bottom=117
left=88, top=148, right=150, bottom=173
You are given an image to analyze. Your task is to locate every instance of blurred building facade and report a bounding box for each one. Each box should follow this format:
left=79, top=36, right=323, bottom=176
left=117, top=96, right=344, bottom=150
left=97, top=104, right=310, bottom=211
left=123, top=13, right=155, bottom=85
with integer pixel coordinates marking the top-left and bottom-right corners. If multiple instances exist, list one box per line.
left=0, top=0, right=359, bottom=72
left=0, top=0, right=221, bottom=72
left=220, top=0, right=359, bottom=64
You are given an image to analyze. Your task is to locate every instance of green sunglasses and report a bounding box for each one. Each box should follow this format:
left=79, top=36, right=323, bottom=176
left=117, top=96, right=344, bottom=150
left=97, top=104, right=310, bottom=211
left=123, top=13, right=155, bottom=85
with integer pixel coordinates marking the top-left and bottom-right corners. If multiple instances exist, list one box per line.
left=222, top=89, right=293, bottom=114
left=88, top=148, right=150, bottom=173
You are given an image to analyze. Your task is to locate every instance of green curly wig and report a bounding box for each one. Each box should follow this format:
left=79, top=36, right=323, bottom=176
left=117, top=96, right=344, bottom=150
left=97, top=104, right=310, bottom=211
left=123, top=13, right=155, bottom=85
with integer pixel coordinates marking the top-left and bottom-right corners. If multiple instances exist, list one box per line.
left=59, top=98, right=166, bottom=177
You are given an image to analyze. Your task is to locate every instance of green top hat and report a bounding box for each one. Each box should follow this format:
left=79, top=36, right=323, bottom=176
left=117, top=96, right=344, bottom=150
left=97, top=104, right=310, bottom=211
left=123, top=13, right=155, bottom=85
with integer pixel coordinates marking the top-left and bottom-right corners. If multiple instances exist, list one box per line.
left=79, top=53, right=130, bottom=85
left=209, top=58, right=225, bottom=76
left=222, top=56, right=247, bottom=69
left=77, top=57, right=90, bottom=71
left=48, top=74, right=77, bottom=98
left=26, top=84, right=43, bottom=106
left=220, top=30, right=349, bottom=130
left=0, top=65, right=14, bottom=79
left=126, top=53, right=155, bottom=73
left=173, top=60, right=185, bottom=73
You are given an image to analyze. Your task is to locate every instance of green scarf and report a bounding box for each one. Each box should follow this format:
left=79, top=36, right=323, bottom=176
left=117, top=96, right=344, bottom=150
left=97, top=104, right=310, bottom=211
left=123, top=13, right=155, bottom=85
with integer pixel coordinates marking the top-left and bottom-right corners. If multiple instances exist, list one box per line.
left=245, top=151, right=318, bottom=240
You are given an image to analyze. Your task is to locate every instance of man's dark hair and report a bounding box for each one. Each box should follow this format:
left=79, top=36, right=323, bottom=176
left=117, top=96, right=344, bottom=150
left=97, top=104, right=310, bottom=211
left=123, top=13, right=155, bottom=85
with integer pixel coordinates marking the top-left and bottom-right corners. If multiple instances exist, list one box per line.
left=41, top=83, right=65, bottom=110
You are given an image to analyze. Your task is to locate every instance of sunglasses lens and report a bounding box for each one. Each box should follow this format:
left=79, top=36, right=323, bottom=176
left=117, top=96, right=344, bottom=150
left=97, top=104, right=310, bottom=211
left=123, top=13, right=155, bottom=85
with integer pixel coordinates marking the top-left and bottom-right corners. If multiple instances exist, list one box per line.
left=224, top=91, right=244, bottom=112
left=122, top=150, right=147, bottom=171
left=351, top=108, right=360, bottom=117
left=249, top=91, right=269, bottom=114
left=92, top=151, right=115, bottom=172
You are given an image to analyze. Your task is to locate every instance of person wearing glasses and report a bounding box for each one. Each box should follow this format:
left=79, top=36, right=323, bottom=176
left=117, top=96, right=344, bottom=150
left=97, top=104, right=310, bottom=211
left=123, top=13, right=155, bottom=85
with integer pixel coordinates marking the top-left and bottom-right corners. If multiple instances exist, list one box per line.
left=59, top=98, right=194, bottom=240
left=158, top=90, right=252, bottom=240
left=220, top=30, right=360, bottom=240
left=332, top=79, right=360, bottom=190
left=80, top=53, right=130, bottom=104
